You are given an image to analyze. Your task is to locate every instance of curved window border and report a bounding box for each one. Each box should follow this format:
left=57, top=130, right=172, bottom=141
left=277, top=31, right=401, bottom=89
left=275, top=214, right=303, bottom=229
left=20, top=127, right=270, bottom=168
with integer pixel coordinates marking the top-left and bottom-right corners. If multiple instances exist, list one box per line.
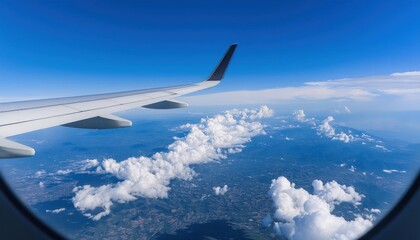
left=0, top=171, right=418, bottom=239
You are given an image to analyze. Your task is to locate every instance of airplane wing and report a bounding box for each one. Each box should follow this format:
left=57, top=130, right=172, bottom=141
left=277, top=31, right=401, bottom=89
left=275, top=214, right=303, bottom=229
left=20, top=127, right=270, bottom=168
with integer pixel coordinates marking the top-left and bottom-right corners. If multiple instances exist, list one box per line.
left=0, top=44, right=237, bottom=158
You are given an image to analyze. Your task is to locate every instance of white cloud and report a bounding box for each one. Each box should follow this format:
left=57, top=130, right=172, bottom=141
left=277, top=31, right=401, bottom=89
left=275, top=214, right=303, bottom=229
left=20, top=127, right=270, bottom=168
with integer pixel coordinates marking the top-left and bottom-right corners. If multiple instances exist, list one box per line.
left=180, top=71, right=420, bottom=107
left=306, top=72, right=420, bottom=97
left=278, top=124, right=300, bottom=130
left=72, top=106, right=273, bottom=220
left=318, top=116, right=337, bottom=137
left=315, top=116, right=381, bottom=145
left=344, top=106, right=352, bottom=113
left=317, top=116, right=355, bottom=143
left=213, top=185, right=229, bottom=195
left=292, top=110, right=315, bottom=125
left=383, top=169, right=406, bottom=174
left=382, top=88, right=420, bottom=95
left=46, top=208, right=66, bottom=214
left=181, top=86, right=376, bottom=106
left=34, top=160, right=100, bottom=181
left=56, top=169, right=72, bottom=175
left=390, top=71, right=420, bottom=76
left=293, top=110, right=306, bottom=122
left=312, top=180, right=364, bottom=207
left=281, top=110, right=382, bottom=149
left=334, top=106, right=352, bottom=114
left=287, top=110, right=380, bottom=147
left=248, top=105, right=274, bottom=119
left=375, top=145, right=391, bottom=152
left=361, top=133, right=375, bottom=142
left=30, top=139, right=45, bottom=145
left=366, top=208, right=381, bottom=214
left=35, top=170, right=46, bottom=177
left=268, top=176, right=372, bottom=240
left=79, top=159, right=100, bottom=171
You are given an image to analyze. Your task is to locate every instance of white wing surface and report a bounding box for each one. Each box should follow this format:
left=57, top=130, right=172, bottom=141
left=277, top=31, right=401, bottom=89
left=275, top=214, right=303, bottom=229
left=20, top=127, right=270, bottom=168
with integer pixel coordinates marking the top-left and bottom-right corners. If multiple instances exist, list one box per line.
left=0, top=44, right=237, bottom=158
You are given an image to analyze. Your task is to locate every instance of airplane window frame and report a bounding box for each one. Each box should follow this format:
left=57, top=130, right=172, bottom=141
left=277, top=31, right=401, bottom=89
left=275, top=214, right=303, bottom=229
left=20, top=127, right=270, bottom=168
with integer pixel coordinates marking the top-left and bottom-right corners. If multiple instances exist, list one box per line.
left=0, top=169, right=418, bottom=239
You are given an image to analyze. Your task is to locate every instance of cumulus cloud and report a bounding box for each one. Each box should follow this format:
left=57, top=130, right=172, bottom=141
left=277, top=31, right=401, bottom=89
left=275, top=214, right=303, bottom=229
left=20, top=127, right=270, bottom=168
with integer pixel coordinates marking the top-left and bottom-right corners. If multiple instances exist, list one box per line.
left=286, top=110, right=384, bottom=150
left=268, top=176, right=372, bottom=240
left=288, top=110, right=382, bottom=147
left=317, top=116, right=355, bottom=143
left=56, top=169, right=72, bottom=175
left=293, top=110, right=315, bottom=125
left=46, top=208, right=66, bottom=214
left=361, top=133, right=375, bottom=142
left=366, top=208, right=381, bottom=214
left=35, top=170, right=46, bottom=177
left=293, top=110, right=306, bottom=122
left=318, top=116, right=337, bottom=137
left=315, top=116, right=383, bottom=146
left=213, top=185, right=229, bottom=195
left=72, top=106, right=273, bottom=220
left=312, top=180, right=364, bottom=207
left=248, top=105, right=274, bottom=119
left=79, top=159, right=100, bottom=171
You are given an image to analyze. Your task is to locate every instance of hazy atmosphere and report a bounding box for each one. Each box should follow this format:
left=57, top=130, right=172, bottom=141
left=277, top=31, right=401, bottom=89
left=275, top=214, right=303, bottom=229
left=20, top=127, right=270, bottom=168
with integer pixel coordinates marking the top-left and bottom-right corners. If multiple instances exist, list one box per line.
left=1, top=1, right=419, bottom=239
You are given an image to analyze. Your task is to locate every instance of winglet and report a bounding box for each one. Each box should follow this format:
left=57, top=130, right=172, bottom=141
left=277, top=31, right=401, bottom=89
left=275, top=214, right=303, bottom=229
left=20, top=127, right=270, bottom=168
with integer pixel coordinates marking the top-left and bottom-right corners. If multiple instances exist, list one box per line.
left=207, top=44, right=237, bottom=81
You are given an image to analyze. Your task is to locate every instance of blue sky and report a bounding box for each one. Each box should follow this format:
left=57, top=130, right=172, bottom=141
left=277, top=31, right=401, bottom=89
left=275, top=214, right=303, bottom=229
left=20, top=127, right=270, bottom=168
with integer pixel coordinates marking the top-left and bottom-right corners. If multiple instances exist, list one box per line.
left=1, top=0, right=420, bottom=97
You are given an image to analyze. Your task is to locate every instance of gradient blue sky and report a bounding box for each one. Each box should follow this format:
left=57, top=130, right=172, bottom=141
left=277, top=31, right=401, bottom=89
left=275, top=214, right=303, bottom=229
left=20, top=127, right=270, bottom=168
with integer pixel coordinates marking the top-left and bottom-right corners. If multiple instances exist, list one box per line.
left=1, top=0, right=420, bottom=98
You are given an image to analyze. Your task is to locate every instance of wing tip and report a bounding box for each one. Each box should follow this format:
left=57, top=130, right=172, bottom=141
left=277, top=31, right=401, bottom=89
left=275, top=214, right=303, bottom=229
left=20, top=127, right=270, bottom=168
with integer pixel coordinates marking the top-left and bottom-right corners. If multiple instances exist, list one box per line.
left=207, top=44, right=238, bottom=81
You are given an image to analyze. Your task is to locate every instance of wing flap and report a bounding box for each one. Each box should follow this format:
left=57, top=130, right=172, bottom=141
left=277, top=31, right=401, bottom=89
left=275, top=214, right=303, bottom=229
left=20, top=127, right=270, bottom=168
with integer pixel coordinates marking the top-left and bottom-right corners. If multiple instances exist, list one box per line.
left=0, top=105, right=77, bottom=126
left=64, top=99, right=123, bottom=111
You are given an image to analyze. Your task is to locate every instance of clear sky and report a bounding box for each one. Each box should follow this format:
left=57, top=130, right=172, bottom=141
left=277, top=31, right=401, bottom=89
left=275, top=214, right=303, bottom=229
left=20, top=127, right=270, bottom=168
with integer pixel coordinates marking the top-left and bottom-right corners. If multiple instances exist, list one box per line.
left=1, top=0, right=420, bottom=98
